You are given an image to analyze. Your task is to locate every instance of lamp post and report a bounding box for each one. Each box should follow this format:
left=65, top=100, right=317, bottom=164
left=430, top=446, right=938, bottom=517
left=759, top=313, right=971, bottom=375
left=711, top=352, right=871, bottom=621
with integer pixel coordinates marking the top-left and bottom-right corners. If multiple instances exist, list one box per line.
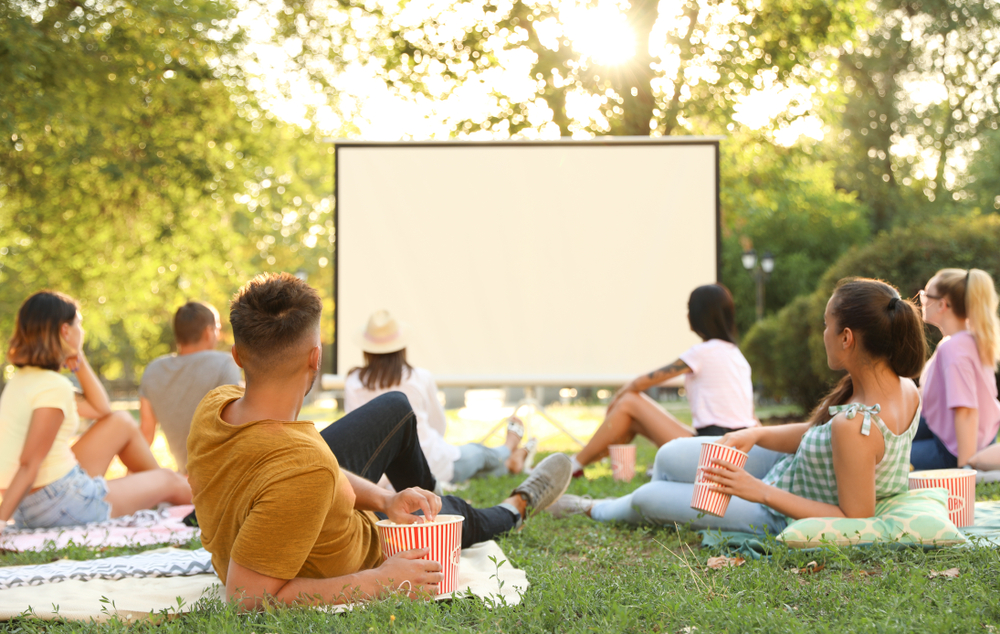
left=741, top=249, right=774, bottom=321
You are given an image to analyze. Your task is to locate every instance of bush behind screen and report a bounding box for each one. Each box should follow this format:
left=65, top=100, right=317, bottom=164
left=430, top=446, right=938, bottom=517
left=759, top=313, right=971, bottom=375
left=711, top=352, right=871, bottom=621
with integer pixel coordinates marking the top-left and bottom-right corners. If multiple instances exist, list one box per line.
left=744, top=215, right=1000, bottom=410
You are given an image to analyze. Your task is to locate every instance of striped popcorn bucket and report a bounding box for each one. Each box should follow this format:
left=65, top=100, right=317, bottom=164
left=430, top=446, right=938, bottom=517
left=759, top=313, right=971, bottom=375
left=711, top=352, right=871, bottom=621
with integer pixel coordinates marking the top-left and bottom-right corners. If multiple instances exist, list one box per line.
left=609, top=444, right=637, bottom=482
left=375, top=515, right=464, bottom=595
left=908, top=469, right=976, bottom=527
left=690, top=442, right=749, bottom=517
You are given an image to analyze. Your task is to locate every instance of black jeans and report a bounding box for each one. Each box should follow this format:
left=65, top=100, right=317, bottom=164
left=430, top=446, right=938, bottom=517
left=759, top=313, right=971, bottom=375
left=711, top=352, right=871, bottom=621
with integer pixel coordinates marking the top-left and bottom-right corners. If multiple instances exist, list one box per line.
left=320, top=392, right=518, bottom=548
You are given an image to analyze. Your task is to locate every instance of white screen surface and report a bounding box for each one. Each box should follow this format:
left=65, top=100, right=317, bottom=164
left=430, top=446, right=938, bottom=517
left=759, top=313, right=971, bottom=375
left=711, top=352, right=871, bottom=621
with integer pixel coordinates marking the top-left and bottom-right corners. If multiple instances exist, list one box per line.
left=335, top=140, right=718, bottom=384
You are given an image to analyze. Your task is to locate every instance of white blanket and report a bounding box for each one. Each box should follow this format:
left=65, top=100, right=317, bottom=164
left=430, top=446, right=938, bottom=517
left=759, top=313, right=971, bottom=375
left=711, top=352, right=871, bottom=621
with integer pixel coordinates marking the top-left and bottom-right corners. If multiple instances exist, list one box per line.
left=0, top=540, right=527, bottom=622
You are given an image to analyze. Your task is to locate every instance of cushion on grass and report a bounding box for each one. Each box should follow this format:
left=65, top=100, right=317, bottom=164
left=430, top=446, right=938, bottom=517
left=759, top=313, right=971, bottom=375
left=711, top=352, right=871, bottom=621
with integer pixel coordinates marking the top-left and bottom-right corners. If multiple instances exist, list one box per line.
left=777, top=488, right=967, bottom=548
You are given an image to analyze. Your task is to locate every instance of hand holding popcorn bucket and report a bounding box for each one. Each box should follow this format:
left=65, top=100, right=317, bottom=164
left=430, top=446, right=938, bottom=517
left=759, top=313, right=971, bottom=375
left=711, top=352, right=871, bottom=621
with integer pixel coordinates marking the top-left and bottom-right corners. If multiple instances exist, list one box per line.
left=690, top=442, right=750, bottom=517
left=376, top=515, right=464, bottom=595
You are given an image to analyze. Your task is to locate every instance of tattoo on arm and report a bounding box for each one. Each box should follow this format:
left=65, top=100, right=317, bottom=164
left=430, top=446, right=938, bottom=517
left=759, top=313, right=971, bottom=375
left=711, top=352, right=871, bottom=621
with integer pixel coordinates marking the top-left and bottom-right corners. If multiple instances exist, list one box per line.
left=646, top=359, right=689, bottom=382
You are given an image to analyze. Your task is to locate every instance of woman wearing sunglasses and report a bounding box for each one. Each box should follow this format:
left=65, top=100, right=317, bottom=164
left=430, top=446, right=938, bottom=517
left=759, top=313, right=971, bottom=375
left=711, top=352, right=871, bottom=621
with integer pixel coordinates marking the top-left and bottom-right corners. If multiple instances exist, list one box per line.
left=912, top=268, right=1000, bottom=470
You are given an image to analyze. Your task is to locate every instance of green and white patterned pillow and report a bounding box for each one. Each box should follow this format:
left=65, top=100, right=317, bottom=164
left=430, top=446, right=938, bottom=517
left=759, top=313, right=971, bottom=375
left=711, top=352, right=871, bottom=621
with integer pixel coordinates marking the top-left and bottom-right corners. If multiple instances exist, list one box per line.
left=777, top=488, right=967, bottom=548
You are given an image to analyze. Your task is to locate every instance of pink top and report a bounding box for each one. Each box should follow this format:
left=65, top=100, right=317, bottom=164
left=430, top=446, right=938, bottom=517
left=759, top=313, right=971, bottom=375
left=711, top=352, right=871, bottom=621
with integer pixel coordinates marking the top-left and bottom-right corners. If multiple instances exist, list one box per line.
left=921, top=330, right=1000, bottom=457
left=678, top=339, right=758, bottom=431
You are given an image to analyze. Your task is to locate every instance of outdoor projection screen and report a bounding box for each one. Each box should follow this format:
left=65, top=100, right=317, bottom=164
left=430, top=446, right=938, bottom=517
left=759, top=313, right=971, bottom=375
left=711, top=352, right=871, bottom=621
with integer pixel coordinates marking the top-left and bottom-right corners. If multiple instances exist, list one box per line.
left=334, top=139, right=720, bottom=385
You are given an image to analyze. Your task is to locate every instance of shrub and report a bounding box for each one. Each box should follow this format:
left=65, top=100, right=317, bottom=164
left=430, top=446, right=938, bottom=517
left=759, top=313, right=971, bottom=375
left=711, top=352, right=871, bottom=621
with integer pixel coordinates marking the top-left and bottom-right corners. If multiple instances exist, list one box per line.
left=721, top=135, right=870, bottom=334
left=743, top=215, right=1000, bottom=410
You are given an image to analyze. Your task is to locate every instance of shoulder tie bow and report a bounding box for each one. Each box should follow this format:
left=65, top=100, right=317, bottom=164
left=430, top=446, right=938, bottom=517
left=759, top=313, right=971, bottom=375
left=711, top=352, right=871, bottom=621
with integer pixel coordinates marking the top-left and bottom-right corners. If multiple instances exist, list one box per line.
left=828, top=403, right=881, bottom=436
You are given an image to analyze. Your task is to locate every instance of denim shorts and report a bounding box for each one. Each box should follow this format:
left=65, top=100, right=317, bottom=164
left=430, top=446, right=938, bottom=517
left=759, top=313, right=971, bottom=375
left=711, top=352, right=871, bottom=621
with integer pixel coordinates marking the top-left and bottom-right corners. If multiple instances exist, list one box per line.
left=13, top=464, right=111, bottom=529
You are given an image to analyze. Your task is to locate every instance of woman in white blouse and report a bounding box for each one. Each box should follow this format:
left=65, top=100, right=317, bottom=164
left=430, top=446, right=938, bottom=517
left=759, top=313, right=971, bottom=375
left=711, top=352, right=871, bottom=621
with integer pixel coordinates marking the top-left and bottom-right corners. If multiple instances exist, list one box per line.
left=344, top=311, right=534, bottom=486
left=568, top=284, right=758, bottom=477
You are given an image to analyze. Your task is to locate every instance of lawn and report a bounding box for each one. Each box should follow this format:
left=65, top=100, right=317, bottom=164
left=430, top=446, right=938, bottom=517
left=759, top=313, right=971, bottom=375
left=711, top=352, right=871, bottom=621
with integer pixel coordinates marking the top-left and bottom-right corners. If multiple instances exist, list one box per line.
left=3, top=403, right=1000, bottom=633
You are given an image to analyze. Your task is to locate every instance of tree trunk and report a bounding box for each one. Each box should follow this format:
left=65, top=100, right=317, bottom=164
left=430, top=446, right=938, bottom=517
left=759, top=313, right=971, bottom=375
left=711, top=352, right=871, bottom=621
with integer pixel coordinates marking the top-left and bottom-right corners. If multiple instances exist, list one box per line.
left=608, top=0, right=659, bottom=136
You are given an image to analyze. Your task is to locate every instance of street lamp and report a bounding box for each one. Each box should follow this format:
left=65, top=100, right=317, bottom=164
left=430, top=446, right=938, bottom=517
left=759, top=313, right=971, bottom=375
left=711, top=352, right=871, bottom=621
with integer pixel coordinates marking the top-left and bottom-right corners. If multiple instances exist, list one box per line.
left=742, top=249, right=775, bottom=321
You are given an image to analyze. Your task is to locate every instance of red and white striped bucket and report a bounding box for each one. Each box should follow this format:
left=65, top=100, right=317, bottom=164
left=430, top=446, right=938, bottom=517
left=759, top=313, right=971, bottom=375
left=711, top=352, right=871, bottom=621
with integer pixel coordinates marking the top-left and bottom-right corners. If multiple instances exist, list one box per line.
left=609, top=444, right=636, bottom=482
left=690, top=442, right=749, bottom=517
left=375, top=515, right=464, bottom=595
left=908, top=469, right=976, bottom=527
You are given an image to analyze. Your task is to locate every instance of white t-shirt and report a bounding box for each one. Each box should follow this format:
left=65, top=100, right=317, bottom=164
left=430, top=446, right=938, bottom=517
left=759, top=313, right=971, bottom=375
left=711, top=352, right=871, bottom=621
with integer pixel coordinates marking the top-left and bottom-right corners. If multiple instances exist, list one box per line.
left=678, top=339, right=757, bottom=431
left=344, top=366, right=461, bottom=484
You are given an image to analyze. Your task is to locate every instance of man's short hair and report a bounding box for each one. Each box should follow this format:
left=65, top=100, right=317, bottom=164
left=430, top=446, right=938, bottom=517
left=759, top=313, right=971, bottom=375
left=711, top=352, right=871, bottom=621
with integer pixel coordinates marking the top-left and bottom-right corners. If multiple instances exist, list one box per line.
left=174, top=302, right=219, bottom=346
left=230, top=272, right=322, bottom=376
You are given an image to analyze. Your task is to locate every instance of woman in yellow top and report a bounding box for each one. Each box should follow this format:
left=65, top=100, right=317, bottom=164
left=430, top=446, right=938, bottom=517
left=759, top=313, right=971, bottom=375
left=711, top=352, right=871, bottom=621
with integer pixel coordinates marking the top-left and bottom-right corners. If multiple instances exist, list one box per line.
left=0, top=291, right=191, bottom=532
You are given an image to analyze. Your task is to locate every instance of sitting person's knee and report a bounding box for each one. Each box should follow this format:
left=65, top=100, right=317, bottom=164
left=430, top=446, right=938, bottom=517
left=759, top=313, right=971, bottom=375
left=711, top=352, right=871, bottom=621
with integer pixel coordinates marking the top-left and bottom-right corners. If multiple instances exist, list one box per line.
left=106, top=409, right=138, bottom=429
left=375, top=391, right=415, bottom=421
left=611, top=391, right=641, bottom=413
left=159, top=468, right=192, bottom=500
left=654, top=437, right=703, bottom=481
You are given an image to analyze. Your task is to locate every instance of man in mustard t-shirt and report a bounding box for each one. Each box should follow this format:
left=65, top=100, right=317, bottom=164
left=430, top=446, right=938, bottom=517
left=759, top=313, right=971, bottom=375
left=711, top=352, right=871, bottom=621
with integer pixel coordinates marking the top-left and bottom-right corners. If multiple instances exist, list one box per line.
left=187, top=273, right=571, bottom=609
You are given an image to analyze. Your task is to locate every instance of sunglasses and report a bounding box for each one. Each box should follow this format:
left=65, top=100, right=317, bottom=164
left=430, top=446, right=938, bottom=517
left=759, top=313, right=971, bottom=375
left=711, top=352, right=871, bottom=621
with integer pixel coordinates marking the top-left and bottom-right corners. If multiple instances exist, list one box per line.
left=916, top=289, right=943, bottom=306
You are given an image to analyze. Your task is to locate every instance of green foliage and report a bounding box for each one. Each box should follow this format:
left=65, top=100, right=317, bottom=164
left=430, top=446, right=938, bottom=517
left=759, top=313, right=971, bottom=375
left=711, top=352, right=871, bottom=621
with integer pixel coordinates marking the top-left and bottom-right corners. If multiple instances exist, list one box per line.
left=0, top=1, right=334, bottom=382
left=962, top=128, right=1000, bottom=215
left=316, top=0, right=868, bottom=137
left=720, top=134, right=870, bottom=334
left=743, top=293, right=830, bottom=411
left=744, top=215, right=1000, bottom=408
left=825, top=0, right=1000, bottom=230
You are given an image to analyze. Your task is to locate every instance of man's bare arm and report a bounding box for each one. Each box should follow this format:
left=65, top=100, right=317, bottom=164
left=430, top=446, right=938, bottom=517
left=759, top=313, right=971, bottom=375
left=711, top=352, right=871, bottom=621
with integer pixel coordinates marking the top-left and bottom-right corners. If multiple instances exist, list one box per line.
left=226, top=550, right=442, bottom=610
left=342, top=471, right=442, bottom=523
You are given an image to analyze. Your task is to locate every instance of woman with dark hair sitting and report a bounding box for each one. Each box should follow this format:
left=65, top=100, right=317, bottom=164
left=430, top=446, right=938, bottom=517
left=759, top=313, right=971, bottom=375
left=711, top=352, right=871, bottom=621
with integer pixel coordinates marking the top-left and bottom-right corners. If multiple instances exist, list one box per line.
left=567, top=284, right=758, bottom=478
left=551, top=278, right=925, bottom=531
left=0, top=291, right=191, bottom=532
left=344, top=311, right=534, bottom=487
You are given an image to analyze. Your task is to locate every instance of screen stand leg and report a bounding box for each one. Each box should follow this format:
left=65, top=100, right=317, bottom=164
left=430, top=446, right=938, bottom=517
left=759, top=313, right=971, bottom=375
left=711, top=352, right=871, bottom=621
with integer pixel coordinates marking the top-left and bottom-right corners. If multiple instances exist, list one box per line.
left=477, top=386, right=586, bottom=448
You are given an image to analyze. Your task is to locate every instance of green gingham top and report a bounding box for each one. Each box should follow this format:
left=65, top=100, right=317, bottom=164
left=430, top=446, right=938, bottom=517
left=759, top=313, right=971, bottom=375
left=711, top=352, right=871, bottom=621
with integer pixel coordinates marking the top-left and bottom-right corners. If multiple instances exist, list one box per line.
left=762, top=401, right=920, bottom=521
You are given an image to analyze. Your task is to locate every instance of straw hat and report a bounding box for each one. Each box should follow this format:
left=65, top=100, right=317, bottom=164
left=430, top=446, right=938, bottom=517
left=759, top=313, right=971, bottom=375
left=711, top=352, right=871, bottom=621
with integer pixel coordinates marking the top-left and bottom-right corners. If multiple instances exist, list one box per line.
left=356, top=310, right=408, bottom=354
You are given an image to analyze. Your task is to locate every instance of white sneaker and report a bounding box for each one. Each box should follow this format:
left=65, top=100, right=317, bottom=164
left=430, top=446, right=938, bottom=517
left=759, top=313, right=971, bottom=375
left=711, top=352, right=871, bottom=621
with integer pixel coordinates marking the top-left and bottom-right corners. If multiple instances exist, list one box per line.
left=546, top=494, right=613, bottom=519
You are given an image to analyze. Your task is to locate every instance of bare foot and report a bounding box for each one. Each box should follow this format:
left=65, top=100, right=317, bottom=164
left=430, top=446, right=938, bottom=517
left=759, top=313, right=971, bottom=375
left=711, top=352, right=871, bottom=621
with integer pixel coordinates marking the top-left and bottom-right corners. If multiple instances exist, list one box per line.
left=505, top=447, right=528, bottom=474
left=504, top=428, right=522, bottom=452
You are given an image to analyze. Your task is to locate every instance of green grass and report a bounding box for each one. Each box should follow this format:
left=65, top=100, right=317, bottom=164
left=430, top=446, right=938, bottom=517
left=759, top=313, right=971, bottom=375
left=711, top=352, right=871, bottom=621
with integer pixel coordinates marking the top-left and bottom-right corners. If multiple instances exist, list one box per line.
left=5, top=411, right=1000, bottom=632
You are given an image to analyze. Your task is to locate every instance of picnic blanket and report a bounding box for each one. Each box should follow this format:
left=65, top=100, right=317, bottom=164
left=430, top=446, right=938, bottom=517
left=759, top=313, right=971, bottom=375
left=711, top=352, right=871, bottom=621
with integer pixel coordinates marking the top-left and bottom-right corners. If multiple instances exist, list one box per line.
left=0, top=506, right=197, bottom=552
left=0, top=547, right=212, bottom=590
left=700, top=500, right=1000, bottom=555
left=0, top=540, right=528, bottom=622
left=959, top=500, right=1000, bottom=546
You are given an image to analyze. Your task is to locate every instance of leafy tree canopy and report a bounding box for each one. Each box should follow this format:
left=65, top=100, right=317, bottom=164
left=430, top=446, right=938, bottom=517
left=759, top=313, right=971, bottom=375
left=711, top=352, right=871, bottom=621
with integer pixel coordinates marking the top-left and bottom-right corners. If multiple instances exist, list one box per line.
left=0, top=0, right=334, bottom=382
left=304, top=0, right=868, bottom=137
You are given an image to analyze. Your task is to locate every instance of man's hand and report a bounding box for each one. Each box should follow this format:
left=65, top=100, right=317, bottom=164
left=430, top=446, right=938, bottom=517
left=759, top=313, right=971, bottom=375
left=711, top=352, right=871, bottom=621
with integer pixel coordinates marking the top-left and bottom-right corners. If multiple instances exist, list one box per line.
left=376, top=548, right=443, bottom=598
left=385, top=487, right=441, bottom=524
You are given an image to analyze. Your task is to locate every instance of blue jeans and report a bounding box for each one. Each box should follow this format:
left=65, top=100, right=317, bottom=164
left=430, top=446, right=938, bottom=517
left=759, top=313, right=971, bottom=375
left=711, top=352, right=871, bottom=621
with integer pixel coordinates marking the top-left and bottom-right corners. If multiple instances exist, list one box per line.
left=451, top=444, right=511, bottom=483
left=590, top=436, right=788, bottom=535
left=910, top=416, right=958, bottom=470
left=13, top=464, right=111, bottom=529
left=320, top=392, right=520, bottom=547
